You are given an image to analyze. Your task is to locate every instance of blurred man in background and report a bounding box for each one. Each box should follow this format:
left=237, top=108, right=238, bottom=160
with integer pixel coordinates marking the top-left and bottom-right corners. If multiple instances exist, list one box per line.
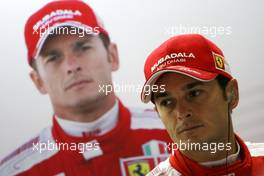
left=0, top=1, right=171, bottom=175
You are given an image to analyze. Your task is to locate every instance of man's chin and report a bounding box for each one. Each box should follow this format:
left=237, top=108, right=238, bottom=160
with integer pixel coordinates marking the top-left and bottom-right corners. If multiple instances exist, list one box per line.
left=178, top=134, right=206, bottom=144
left=68, top=93, right=106, bottom=107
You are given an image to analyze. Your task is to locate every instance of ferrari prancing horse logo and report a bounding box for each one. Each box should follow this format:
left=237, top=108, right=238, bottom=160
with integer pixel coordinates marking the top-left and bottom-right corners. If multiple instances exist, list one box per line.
left=213, top=52, right=225, bottom=70
left=120, top=140, right=169, bottom=176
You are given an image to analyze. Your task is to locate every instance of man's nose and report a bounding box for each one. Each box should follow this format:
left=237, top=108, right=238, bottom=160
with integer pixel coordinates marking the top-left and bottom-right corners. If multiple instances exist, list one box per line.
left=175, top=100, right=192, bottom=120
left=65, top=54, right=82, bottom=74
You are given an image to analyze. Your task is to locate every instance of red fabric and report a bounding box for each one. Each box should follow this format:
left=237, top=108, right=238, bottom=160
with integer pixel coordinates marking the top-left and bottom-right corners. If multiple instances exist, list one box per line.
left=24, top=0, right=108, bottom=65
left=143, top=34, right=232, bottom=81
left=10, top=101, right=171, bottom=176
left=141, top=34, right=233, bottom=103
left=169, top=135, right=264, bottom=176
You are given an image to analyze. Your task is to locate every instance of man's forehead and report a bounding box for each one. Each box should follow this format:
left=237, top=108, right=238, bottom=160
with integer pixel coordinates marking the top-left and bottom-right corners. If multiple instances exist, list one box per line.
left=154, top=80, right=204, bottom=94
left=39, top=33, right=95, bottom=55
left=154, top=72, right=200, bottom=88
left=153, top=79, right=208, bottom=99
left=153, top=74, right=212, bottom=100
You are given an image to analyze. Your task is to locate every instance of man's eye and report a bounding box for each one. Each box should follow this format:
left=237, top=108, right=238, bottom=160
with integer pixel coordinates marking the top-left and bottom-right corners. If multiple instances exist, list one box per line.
left=46, top=56, right=57, bottom=62
left=80, top=44, right=91, bottom=51
left=188, top=90, right=202, bottom=98
left=160, top=99, right=174, bottom=107
left=82, top=45, right=91, bottom=50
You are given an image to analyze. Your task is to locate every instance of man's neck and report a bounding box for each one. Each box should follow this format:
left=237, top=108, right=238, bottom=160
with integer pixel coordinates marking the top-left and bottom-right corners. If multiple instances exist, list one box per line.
left=54, top=93, right=117, bottom=123
left=55, top=100, right=119, bottom=137
left=199, top=140, right=240, bottom=167
left=180, top=134, right=237, bottom=163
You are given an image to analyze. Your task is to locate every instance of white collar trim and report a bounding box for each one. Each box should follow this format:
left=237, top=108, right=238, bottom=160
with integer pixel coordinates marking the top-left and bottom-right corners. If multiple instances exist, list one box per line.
left=55, top=100, right=119, bottom=137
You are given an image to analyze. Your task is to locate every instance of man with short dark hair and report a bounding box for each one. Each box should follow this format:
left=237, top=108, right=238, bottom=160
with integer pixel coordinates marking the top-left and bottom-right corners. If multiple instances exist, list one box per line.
left=0, top=1, right=171, bottom=175
left=141, top=34, right=264, bottom=175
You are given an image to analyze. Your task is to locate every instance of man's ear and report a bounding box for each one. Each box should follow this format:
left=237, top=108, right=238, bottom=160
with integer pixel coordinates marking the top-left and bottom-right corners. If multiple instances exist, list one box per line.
left=107, top=43, right=119, bottom=71
left=225, top=79, right=239, bottom=109
left=29, top=70, right=47, bottom=94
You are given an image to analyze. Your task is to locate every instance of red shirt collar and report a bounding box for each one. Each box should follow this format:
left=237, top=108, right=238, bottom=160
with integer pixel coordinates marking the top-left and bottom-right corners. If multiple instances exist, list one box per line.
left=52, top=100, right=131, bottom=153
left=169, top=134, right=252, bottom=176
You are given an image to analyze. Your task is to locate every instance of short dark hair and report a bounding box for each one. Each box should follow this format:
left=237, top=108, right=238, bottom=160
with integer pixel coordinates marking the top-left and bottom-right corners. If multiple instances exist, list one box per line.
left=31, top=59, right=37, bottom=71
left=215, top=75, right=230, bottom=97
left=30, top=33, right=111, bottom=71
left=98, top=33, right=111, bottom=49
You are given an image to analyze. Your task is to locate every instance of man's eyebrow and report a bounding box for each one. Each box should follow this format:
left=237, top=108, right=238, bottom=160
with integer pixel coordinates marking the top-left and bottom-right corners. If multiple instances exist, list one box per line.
left=73, top=37, right=94, bottom=48
left=153, top=92, right=170, bottom=101
left=153, top=81, right=204, bottom=101
left=40, top=38, right=94, bottom=58
left=182, top=81, right=204, bottom=90
left=40, top=49, right=59, bottom=58
left=74, top=40, right=89, bottom=48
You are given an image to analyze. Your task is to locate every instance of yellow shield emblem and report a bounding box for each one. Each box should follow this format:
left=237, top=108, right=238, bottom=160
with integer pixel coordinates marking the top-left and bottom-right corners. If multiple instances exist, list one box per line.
left=213, top=52, right=225, bottom=70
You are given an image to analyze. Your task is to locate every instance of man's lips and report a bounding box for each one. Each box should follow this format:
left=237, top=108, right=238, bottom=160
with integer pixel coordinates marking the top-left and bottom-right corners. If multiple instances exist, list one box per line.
left=65, top=80, right=92, bottom=91
left=177, top=124, right=204, bottom=134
